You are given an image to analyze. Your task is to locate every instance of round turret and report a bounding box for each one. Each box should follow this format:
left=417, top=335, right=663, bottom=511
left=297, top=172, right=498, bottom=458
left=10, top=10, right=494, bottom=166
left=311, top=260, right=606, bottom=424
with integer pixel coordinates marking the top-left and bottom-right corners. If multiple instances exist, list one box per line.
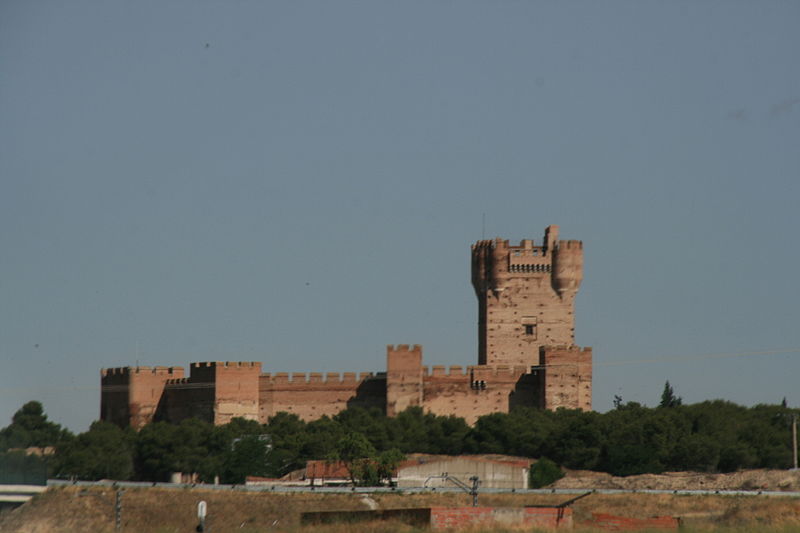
left=551, top=240, right=583, bottom=297
left=490, top=238, right=510, bottom=294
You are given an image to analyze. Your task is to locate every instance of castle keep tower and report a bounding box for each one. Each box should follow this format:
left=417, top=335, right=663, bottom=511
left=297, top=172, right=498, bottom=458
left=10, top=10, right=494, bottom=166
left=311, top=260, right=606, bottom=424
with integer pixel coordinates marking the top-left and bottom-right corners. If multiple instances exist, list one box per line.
left=102, top=224, right=592, bottom=429
left=471, top=225, right=584, bottom=367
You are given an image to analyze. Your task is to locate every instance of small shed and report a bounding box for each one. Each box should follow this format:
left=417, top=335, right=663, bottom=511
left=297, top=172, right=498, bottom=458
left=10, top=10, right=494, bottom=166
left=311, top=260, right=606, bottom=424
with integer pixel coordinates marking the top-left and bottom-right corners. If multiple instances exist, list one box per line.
left=397, top=454, right=531, bottom=489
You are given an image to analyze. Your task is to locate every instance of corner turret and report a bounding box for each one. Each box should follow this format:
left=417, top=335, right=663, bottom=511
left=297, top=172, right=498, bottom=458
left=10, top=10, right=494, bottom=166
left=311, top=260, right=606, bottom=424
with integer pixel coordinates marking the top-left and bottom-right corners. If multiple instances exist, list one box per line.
left=552, top=240, right=583, bottom=298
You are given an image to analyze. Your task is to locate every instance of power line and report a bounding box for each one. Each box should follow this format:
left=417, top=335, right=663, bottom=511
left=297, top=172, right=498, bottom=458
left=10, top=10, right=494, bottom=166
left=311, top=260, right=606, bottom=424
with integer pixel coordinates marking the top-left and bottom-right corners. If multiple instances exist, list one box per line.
left=596, top=347, right=800, bottom=368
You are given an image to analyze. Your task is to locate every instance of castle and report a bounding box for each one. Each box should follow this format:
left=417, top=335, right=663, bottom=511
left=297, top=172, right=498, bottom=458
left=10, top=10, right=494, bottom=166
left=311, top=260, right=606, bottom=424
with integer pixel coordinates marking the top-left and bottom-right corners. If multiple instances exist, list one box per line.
left=101, top=225, right=592, bottom=428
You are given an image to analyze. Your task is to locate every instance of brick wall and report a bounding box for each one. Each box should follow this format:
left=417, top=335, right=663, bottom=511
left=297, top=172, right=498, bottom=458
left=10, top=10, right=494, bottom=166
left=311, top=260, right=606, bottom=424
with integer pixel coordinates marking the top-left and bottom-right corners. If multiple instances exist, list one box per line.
left=539, top=346, right=592, bottom=410
left=100, top=225, right=593, bottom=428
left=386, top=344, right=423, bottom=416
left=303, top=506, right=572, bottom=530
left=210, top=361, right=261, bottom=424
left=259, top=372, right=386, bottom=421
left=586, top=513, right=680, bottom=530
left=421, top=365, right=538, bottom=424
left=430, top=506, right=571, bottom=530
left=101, top=366, right=184, bottom=429
left=472, top=226, right=583, bottom=368
left=160, top=362, right=260, bottom=425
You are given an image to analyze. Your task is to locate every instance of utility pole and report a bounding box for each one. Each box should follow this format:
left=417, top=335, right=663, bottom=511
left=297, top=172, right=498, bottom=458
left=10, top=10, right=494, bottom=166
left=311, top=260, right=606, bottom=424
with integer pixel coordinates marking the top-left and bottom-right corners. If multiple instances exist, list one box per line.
left=424, top=474, right=481, bottom=507
left=115, top=490, right=124, bottom=532
left=792, top=413, right=798, bottom=471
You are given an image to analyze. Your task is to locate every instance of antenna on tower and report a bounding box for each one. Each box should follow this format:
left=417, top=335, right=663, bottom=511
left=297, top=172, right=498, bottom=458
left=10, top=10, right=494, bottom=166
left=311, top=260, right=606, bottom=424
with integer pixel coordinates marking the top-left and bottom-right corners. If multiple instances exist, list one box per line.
left=482, top=213, right=486, bottom=239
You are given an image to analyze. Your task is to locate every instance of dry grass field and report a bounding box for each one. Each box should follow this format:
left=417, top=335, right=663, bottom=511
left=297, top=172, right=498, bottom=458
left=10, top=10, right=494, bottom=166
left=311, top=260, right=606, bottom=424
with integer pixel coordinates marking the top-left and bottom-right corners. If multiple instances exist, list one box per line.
left=1, top=486, right=799, bottom=532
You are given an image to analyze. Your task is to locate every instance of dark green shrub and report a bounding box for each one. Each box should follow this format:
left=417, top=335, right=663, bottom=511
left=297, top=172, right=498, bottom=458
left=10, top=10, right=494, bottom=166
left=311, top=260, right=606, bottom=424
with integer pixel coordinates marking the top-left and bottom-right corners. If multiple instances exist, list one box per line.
left=529, top=457, right=564, bottom=488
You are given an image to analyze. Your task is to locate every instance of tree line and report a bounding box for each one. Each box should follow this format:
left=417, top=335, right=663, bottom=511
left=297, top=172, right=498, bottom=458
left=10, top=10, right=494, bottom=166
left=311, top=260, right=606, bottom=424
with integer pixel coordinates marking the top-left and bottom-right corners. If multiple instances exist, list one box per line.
left=1, top=390, right=797, bottom=484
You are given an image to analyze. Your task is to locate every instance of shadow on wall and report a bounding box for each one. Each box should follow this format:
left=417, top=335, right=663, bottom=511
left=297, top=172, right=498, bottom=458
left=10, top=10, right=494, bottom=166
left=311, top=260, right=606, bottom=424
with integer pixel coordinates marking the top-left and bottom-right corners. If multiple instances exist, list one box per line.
left=345, top=375, right=388, bottom=412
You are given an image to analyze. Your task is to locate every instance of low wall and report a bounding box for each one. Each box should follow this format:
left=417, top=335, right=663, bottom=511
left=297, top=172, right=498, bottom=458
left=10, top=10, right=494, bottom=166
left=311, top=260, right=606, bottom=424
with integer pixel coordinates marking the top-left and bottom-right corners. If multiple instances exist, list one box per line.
left=301, top=506, right=571, bottom=530
left=586, top=512, right=680, bottom=531
left=301, top=508, right=432, bottom=527
left=430, top=506, right=571, bottom=530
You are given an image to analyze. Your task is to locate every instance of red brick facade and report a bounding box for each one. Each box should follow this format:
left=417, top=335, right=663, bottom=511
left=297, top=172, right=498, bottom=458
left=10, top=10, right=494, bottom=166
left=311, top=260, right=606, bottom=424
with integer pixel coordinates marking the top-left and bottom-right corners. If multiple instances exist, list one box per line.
left=101, top=226, right=591, bottom=427
left=429, top=506, right=572, bottom=530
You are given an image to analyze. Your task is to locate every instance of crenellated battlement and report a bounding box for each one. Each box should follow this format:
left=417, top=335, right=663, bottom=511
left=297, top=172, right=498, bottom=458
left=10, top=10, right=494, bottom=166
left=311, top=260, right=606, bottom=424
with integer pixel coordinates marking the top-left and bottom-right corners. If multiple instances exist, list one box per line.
left=387, top=344, right=422, bottom=353
left=101, top=366, right=183, bottom=377
left=543, top=345, right=592, bottom=353
left=468, top=365, right=531, bottom=379
left=101, top=223, right=592, bottom=429
left=473, top=225, right=584, bottom=366
left=102, top=367, right=131, bottom=377
left=190, top=361, right=260, bottom=369
left=263, top=371, right=380, bottom=385
left=471, top=239, right=496, bottom=249
left=425, top=365, right=468, bottom=377
left=557, top=240, right=583, bottom=250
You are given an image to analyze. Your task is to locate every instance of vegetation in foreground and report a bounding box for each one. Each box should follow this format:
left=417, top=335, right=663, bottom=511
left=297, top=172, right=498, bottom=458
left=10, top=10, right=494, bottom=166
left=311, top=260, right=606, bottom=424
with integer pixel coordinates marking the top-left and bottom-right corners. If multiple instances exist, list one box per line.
left=0, top=383, right=798, bottom=484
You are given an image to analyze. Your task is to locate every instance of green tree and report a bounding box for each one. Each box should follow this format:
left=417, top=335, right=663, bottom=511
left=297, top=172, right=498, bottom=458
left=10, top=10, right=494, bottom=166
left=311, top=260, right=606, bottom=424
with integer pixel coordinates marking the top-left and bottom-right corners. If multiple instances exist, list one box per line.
left=202, top=417, right=268, bottom=481
left=134, top=421, right=180, bottom=481
left=331, top=432, right=377, bottom=486
left=660, top=381, right=682, bottom=408
left=159, top=418, right=213, bottom=478
left=334, top=407, right=391, bottom=451
left=545, top=409, right=603, bottom=470
left=600, top=404, right=671, bottom=475
left=221, top=434, right=272, bottom=484
left=0, top=401, right=72, bottom=451
left=375, top=448, right=405, bottom=485
left=0, top=450, right=48, bottom=485
left=53, top=421, right=134, bottom=481
left=529, top=457, right=564, bottom=488
left=264, top=412, right=308, bottom=476
left=302, top=416, right=345, bottom=460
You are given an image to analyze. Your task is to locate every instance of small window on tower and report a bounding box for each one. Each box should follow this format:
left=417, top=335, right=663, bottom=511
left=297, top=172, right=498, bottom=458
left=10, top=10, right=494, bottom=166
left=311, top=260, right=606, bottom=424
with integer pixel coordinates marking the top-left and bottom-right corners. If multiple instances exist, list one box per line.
left=522, top=316, right=537, bottom=338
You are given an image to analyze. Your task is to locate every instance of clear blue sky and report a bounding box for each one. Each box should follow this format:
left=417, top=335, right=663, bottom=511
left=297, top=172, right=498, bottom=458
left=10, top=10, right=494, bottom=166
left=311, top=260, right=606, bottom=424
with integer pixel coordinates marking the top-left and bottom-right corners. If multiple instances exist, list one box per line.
left=2, top=1, right=798, bottom=431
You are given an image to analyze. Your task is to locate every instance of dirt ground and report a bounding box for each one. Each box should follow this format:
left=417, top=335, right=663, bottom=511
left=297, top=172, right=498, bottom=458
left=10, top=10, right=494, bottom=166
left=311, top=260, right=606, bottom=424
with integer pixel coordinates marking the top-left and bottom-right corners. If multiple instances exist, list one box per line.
left=553, top=468, right=800, bottom=492
left=2, top=483, right=800, bottom=533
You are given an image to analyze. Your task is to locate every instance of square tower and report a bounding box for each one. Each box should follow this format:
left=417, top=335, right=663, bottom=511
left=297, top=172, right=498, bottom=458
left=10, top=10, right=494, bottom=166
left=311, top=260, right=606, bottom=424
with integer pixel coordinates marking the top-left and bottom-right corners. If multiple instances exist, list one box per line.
left=471, top=225, right=583, bottom=367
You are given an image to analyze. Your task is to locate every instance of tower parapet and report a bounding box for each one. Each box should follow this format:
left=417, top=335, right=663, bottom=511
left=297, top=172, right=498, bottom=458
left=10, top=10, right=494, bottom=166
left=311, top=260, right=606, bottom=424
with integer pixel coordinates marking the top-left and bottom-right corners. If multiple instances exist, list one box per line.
left=186, top=361, right=262, bottom=425
left=100, top=223, right=592, bottom=429
left=100, top=366, right=184, bottom=429
left=471, top=225, right=584, bottom=367
left=386, top=344, right=423, bottom=416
